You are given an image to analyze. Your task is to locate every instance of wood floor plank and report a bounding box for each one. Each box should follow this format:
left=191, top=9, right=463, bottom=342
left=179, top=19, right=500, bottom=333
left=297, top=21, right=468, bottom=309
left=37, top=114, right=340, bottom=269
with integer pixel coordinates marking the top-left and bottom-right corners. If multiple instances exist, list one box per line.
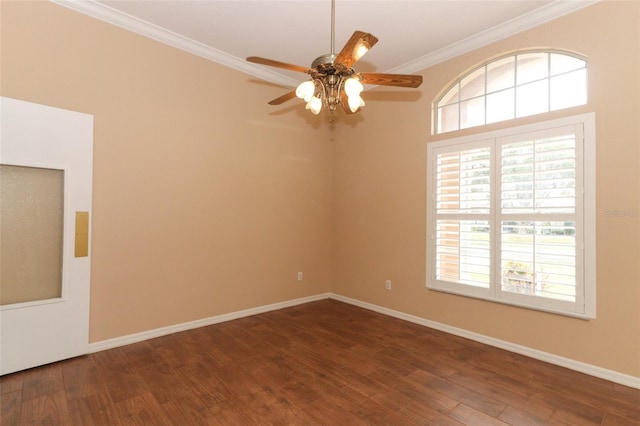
left=446, top=367, right=558, bottom=419
left=111, top=391, right=170, bottom=424
left=19, top=390, right=70, bottom=424
left=0, top=390, right=22, bottom=425
left=303, top=394, right=370, bottom=426
left=20, top=364, right=65, bottom=402
left=100, top=367, right=151, bottom=404
left=406, top=368, right=508, bottom=418
left=602, top=411, right=640, bottom=426
left=202, top=395, right=264, bottom=425
left=498, top=405, right=553, bottom=426
left=545, top=396, right=606, bottom=425
left=350, top=397, right=420, bottom=425
left=61, top=356, right=105, bottom=401
left=1, top=299, right=639, bottom=425
left=0, top=372, right=23, bottom=395
left=449, top=403, right=511, bottom=426
left=399, top=400, right=466, bottom=425
left=67, top=391, right=122, bottom=426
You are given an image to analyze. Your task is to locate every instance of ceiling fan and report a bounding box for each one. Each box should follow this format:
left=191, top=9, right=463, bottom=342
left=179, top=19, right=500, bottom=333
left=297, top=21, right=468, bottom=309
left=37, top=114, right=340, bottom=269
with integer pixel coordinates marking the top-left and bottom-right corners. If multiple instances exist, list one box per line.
left=246, top=0, right=423, bottom=115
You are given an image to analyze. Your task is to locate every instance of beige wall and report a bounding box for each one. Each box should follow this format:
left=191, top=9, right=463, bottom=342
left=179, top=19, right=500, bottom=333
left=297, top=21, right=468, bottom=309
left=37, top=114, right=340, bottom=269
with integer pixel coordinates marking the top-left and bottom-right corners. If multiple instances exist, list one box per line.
left=2, top=1, right=639, bottom=379
left=1, top=1, right=333, bottom=342
left=333, top=0, right=640, bottom=378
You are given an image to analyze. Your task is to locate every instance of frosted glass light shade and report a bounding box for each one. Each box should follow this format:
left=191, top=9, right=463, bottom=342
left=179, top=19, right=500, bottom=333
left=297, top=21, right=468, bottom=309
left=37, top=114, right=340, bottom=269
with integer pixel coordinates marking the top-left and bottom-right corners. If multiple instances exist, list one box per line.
left=296, top=80, right=315, bottom=102
left=306, top=96, right=322, bottom=114
left=348, top=95, right=365, bottom=113
left=344, top=78, right=363, bottom=97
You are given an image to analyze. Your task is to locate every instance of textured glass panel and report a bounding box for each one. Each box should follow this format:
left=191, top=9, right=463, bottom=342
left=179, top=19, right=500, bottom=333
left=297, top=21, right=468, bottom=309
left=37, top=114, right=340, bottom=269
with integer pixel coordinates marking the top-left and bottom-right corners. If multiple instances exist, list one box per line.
left=460, top=97, right=485, bottom=129
left=460, top=68, right=485, bottom=101
left=516, top=80, right=549, bottom=118
left=0, top=165, right=64, bottom=305
left=438, top=104, right=459, bottom=133
left=550, top=69, right=587, bottom=110
left=501, top=221, right=576, bottom=302
left=487, top=56, right=515, bottom=93
left=486, top=88, right=515, bottom=124
left=517, top=52, right=549, bottom=85
left=550, top=53, right=585, bottom=76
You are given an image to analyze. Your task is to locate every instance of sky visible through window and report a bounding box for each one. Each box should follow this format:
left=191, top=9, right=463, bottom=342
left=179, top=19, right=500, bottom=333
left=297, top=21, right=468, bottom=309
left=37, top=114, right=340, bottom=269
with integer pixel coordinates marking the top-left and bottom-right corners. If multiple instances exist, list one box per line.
left=436, top=51, right=587, bottom=134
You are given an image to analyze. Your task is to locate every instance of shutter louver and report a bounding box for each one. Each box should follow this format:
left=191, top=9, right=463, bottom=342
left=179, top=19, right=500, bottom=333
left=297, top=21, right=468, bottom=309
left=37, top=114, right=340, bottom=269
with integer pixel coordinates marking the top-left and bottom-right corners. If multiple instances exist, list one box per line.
left=435, top=147, right=491, bottom=288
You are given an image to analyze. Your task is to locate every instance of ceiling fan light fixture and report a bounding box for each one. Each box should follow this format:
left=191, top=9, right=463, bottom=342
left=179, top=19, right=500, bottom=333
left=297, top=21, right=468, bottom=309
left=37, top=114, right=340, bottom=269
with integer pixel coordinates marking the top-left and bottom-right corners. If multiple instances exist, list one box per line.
left=354, top=44, right=369, bottom=61
left=344, top=76, right=365, bottom=113
left=348, top=94, right=365, bottom=113
left=344, top=77, right=363, bottom=97
left=306, top=96, right=323, bottom=115
left=296, top=80, right=316, bottom=102
left=246, top=0, right=423, bottom=118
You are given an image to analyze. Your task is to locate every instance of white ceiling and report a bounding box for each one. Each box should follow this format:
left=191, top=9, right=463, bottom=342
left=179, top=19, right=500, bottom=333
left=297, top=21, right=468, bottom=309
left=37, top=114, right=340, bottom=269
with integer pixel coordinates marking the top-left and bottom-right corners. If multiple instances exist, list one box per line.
left=52, top=0, right=596, bottom=88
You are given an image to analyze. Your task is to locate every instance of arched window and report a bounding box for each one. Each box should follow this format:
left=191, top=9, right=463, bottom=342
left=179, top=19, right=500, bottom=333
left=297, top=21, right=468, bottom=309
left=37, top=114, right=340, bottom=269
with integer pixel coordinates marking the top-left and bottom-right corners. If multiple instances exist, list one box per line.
left=435, top=50, right=587, bottom=134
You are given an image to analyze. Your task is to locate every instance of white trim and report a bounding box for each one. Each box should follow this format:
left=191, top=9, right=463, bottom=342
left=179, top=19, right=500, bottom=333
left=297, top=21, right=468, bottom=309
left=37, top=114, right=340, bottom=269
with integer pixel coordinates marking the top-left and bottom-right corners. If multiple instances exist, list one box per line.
left=49, top=0, right=300, bottom=89
left=88, top=293, right=330, bottom=353
left=88, top=291, right=638, bottom=390
left=426, top=113, right=596, bottom=318
left=49, top=0, right=597, bottom=86
left=390, top=1, right=599, bottom=75
left=582, top=115, right=597, bottom=318
left=330, top=294, right=640, bottom=390
left=1, top=98, right=93, bottom=375
left=88, top=291, right=638, bottom=389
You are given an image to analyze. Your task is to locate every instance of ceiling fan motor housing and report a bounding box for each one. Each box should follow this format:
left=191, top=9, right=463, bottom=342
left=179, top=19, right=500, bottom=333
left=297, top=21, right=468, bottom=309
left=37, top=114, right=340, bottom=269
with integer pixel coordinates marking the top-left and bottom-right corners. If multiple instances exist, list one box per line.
left=310, top=54, right=354, bottom=78
left=246, top=29, right=422, bottom=114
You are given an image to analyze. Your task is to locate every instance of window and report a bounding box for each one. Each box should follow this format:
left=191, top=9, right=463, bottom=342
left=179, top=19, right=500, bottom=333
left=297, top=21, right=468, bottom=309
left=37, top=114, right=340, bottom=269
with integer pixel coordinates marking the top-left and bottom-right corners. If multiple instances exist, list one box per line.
left=436, top=51, right=587, bottom=134
left=427, top=113, right=596, bottom=318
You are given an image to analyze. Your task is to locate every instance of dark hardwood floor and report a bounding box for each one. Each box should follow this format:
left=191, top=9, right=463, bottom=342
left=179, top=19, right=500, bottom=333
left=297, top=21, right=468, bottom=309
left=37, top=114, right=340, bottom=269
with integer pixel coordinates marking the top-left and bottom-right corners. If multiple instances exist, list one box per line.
left=1, top=299, right=639, bottom=425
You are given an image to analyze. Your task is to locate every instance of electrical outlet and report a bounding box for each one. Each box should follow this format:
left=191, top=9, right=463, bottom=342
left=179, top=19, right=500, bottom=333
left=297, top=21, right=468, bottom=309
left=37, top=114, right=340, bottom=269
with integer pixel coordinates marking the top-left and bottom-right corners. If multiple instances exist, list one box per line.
left=298, top=272, right=303, bottom=281
left=385, top=280, right=392, bottom=290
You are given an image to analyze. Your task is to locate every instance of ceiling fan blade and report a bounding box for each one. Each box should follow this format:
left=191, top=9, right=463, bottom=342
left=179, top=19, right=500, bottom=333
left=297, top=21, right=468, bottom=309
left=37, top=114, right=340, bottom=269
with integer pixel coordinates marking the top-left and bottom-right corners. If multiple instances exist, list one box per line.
left=359, top=73, right=423, bottom=88
left=334, top=31, right=379, bottom=68
left=268, top=90, right=298, bottom=105
left=247, top=56, right=310, bottom=73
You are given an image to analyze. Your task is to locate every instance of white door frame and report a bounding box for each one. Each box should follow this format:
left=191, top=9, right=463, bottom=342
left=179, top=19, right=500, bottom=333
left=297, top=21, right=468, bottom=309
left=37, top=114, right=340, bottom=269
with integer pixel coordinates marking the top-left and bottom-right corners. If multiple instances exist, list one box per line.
left=0, top=97, right=93, bottom=375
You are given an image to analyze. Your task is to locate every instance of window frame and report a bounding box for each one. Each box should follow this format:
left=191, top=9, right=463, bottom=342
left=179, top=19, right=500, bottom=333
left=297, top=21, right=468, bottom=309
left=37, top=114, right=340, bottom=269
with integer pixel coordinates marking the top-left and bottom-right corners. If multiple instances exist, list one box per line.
left=426, top=113, right=596, bottom=318
left=434, top=50, right=588, bottom=134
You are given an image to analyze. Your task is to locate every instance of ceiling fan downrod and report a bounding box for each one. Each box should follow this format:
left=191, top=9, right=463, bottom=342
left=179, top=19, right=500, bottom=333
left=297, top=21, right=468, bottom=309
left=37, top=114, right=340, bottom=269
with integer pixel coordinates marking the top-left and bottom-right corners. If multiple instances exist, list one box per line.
left=246, top=0, right=423, bottom=116
left=330, top=0, right=335, bottom=55
left=295, top=0, right=366, bottom=115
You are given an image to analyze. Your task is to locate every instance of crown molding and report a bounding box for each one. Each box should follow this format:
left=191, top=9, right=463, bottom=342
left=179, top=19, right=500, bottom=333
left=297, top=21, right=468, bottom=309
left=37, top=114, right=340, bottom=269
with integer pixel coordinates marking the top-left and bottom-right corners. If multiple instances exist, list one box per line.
left=51, top=0, right=598, bottom=86
left=50, top=0, right=301, bottom=88
left=391, top=0, right=600, bottom=75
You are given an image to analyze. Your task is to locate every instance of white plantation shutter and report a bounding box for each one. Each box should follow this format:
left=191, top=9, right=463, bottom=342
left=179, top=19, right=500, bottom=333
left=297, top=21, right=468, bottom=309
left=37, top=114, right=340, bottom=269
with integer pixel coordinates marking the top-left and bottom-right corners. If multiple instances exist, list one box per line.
left=435, top=145, right=491, bottom=290
left=497, top=126, right=582, bottom=312
left=500, top=132, right=576, bottom=214
left=427, top=114, right=595, bottom=318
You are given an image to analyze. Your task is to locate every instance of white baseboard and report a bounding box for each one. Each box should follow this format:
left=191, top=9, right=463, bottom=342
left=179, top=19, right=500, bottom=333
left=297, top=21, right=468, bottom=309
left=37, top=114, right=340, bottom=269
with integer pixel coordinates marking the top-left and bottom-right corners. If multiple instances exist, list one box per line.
left=329, top=293, right=640, bottom=390
left=88, top=293, right=330, bottom=353
left=88, top=291, right=639, bottom=390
